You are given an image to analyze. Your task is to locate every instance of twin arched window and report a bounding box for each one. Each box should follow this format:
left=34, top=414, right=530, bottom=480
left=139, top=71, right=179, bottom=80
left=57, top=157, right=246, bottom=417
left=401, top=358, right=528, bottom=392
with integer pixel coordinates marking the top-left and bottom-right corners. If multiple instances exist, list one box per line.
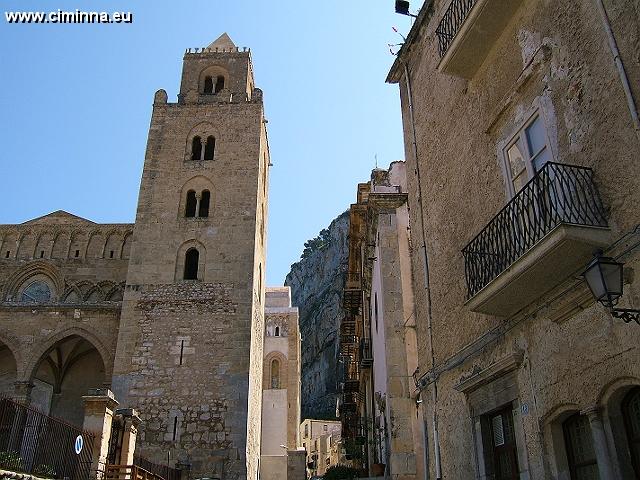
left=184, top=248, right=199, bottom=280
left=191, top=136, right=215, bottom=161
left=203, top=75, right=225, bottom=94
left=185, top=190, right=210, bottom=218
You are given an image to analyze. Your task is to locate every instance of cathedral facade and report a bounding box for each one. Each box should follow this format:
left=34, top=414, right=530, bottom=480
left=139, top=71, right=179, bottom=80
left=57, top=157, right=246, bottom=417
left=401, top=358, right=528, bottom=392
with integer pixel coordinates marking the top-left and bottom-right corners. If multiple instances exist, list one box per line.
left=0, top=33, right=273, bottom=480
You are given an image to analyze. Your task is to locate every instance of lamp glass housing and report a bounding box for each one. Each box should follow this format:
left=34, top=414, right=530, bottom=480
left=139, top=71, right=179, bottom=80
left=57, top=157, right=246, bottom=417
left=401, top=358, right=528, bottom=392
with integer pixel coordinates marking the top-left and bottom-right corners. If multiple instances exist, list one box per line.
left=584, top=256, right=624, bottom=308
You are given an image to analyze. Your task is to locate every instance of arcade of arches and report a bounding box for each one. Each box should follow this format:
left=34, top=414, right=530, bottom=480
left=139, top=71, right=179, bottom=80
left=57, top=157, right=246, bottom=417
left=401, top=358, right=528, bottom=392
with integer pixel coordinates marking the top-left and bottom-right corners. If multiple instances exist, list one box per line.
left=0, top=335, right=106, bottom=428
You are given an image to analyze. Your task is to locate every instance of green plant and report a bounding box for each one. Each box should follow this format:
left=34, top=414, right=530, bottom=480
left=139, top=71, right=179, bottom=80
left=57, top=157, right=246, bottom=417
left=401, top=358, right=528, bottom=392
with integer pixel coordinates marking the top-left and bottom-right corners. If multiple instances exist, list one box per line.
left=0, top=451, right=24, bottom=471
left=33, top=463, right=57, bottom=478
left=323, top=464, right=359, bottom=480
left=301, top=228, right=331, bottom=260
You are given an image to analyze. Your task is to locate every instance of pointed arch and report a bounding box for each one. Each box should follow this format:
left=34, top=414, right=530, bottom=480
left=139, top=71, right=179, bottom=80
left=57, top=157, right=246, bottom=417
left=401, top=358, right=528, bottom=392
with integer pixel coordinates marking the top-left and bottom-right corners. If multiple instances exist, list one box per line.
left=27, top=330, right=110, bottom=427
left=86, top=230, right=106, bottom=259
left=33, top=230, right=54, bottom=259
left=68, top=230, right=86, bottom=259
left=1, top=229, right=19, bottom=259
left=25, top=327, right=113, bottom=385
left=3, top=261, right=63, bottom=302
left=51, top=230, right=70, bottom=259
left=263, top=351, right=288, bottom=390
left=104, top=230, right=123, bottom=259
left=17, top=230, right=35, bottom=260
left=121, top=231, right=133, bottom=259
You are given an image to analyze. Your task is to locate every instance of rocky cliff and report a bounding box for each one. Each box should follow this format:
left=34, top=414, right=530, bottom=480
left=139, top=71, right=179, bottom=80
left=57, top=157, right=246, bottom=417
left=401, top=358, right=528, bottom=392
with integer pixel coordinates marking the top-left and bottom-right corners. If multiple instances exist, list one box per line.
left=285, top=211, right=349, bottom=420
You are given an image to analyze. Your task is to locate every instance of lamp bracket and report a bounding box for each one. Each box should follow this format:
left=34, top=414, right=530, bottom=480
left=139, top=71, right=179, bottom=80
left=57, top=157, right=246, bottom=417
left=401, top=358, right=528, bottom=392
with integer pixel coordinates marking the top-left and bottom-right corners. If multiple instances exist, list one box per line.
left=610, top=308, right=640, bottom=325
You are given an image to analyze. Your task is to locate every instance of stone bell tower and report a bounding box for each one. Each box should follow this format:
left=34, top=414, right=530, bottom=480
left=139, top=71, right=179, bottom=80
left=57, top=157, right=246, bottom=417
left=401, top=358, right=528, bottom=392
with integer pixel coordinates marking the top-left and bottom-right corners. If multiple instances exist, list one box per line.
left=112, top=33, right=269, bottom=480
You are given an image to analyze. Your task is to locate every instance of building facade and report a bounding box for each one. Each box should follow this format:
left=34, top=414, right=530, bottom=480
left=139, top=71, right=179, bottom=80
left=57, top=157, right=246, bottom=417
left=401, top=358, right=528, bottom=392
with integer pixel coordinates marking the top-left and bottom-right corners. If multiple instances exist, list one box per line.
left=388, top=0, right=640, bottom=479
left=299, top=419, right=343, bottom=477
left=260, top=287, right=302, bottom=480
left=339, top=163, right=425, bottom=480
left=0, top=33, right=273, bottom=480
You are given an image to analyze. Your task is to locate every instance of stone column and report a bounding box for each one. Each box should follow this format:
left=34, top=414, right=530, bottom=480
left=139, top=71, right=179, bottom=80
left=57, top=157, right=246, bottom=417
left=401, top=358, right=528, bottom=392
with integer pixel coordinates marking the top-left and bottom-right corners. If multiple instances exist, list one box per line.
left=116, top=408, right=141, bottom=466
left=195, top=194, right=201, bottom=217
left=582, top=406, right=615, bottom=480
left=12, top=381, right=34, bottom=405
left=83, top=388, right=119, bottom=479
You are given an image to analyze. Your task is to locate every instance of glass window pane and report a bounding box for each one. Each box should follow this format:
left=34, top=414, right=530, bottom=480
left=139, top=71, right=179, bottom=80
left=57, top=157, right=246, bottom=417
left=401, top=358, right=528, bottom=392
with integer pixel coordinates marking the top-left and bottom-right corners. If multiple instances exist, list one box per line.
left=525, top=116, right=548, bottom=158
left=512, top=171, right=528, bottom=192
left=507, top=141, right=526, bottom=178
left=21, top=281, right=51, bottom=303
left=531, top=146, right=551, bottom=172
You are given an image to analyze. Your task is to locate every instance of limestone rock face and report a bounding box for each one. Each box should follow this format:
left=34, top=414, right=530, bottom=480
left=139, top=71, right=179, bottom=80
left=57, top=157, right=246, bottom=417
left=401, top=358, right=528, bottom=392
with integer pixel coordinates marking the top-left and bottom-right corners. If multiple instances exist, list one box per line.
left=285, top=211, right=349, bottom=420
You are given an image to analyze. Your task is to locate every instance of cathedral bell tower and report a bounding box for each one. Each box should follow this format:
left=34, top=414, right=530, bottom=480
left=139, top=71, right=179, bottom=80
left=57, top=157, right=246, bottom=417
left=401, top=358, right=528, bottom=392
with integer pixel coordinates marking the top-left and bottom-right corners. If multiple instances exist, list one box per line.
left=112, top=33, right=269, bottom=480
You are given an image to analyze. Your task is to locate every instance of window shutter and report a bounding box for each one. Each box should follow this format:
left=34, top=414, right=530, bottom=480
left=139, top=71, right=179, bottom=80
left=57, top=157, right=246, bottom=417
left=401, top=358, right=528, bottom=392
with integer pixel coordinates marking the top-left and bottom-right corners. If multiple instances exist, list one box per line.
left=492, top=414, right=505, bottom=446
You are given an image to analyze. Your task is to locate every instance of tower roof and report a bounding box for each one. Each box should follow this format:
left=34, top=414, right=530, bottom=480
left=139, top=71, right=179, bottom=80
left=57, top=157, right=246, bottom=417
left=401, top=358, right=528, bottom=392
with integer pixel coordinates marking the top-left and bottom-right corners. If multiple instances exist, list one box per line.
left=208, top=33, right=236, bottom=51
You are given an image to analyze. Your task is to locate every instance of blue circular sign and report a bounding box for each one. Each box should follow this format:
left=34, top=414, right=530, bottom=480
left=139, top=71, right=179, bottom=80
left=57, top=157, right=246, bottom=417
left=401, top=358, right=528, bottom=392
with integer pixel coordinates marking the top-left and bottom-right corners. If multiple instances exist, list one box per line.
left=74, top=435, right=83, bottom=455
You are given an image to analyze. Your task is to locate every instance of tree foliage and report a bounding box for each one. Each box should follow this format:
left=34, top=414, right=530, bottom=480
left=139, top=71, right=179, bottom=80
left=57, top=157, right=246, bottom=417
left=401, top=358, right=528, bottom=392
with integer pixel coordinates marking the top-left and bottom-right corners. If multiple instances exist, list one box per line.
left=323, top=464, right=359, bottom=480
left=301, top=228, right=331, bottom=260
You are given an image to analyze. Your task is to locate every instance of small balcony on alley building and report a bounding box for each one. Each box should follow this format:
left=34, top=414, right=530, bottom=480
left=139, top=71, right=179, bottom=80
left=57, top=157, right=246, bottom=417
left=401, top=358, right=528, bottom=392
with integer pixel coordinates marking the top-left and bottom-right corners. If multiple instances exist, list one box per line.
left=435, top=0, right=526, bottom=78
left=462, top=162, right=610, bottom=317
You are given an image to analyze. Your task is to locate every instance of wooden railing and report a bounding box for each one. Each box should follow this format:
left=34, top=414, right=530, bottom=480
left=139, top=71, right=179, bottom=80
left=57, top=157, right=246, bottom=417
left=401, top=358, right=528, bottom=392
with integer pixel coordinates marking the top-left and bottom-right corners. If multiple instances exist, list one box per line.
left=105, top=465, right=166, bottom=480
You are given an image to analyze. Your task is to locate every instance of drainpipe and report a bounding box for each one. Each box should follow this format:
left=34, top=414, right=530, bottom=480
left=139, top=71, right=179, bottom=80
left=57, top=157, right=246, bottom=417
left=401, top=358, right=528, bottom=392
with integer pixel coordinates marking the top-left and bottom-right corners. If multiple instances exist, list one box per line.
left=593, top=0, right=640, bottom=140
left=402, top=59, right=442, bottom=480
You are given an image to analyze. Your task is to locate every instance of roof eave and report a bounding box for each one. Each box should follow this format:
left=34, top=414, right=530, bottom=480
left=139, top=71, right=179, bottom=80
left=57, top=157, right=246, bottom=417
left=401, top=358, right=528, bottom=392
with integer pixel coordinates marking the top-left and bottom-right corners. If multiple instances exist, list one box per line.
left=386, top=0, right=434, bottom=84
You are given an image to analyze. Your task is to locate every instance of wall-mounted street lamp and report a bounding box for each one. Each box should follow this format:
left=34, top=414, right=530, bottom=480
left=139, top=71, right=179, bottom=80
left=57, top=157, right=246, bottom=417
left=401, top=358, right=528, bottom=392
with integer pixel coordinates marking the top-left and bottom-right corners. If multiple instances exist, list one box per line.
left=395, top=0, right=417, bottom=17
left=583, top=253, right=640, bottom=324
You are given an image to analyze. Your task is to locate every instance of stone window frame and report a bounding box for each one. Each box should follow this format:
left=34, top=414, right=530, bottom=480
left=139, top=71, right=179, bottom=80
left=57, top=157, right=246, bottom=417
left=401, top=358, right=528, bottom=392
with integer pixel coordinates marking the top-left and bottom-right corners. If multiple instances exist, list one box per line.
left=263, top=351, right=288, bottom=391
left=174, top=240, right=206, bottom=282
left=178, top=176, right=215, bottom=221
left=184, top=122, right=220, bottom=163
left=454, top=352, right=529, bottom=479
left=198, top=65, right=229, bottom=95
left=496, top=97, right=558, bottom=200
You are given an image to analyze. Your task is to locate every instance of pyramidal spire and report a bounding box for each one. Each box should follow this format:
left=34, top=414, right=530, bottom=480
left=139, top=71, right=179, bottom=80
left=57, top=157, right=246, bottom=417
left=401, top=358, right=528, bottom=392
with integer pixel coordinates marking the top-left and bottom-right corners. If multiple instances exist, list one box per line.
left=208, top=33, right=236, bottom=50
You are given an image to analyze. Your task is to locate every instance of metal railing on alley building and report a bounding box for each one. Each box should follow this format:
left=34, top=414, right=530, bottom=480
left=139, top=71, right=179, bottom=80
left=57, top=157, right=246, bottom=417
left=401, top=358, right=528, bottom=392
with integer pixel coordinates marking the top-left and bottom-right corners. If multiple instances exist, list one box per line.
left=0, top=396, right=95, bottom=480
left=435, top=0, right=476, bottom=57
left=462, top=162, right=608, bottom=298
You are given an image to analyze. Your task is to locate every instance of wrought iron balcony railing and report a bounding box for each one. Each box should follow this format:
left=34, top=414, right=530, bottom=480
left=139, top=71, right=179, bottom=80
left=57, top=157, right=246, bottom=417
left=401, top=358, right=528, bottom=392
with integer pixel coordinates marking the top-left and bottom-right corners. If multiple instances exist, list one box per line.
left=359, top=338, right=372, bottom=368
left=462, top=162, right=608, bottom=299
left=435, top=0, right=476, bottom=58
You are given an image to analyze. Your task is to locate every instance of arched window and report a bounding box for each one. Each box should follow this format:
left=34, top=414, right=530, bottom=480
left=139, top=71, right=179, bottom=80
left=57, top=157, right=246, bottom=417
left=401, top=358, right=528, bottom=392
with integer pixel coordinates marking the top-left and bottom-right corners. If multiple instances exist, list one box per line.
left=204, top=136, right=215, bottom=161
left=21, top=281, right=52, bottom=303
left=184, top=248, right=199, bottom=280
left=215, top=76, right=225, bottom=93
left=275, top=326, right=280, bottom=337
left=623, top=387, right=640, bottom=478
left=204, top=76, right=213, bottom=94
left=563, top=413, right=598, bottom=479
left=199, top=190, right=210, bottom=217
left=271, top=359, right=280, bottom=389
left=191, top=136, right=203, bottom=161
left=185, top=190, right=197, bottom=218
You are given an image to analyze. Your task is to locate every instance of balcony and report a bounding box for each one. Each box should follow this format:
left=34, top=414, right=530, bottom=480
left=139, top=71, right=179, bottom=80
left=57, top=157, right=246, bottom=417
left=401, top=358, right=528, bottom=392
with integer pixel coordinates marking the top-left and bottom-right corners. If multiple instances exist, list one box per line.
left=436, top=0, right=525, bottom=78
left=359, top=338, right=372, bottom=369
left=342, top=361, right=361, bottom=392
left=462, top=162, right=609, bottom=316
left=343, top=272, right=362, bottom=310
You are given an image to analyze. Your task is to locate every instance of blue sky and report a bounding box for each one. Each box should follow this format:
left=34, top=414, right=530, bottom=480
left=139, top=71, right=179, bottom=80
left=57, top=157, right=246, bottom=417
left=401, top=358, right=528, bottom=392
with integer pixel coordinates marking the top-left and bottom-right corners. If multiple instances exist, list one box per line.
left=0, top=0, right=413, bottom=285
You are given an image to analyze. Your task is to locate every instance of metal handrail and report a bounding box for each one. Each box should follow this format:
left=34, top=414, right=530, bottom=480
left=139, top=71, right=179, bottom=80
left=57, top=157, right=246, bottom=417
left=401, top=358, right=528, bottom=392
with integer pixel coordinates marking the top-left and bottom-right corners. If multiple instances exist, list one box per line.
left=435, top=0, right=476, bottom=57
left=462, top=162, right=608, bottom=298
left=0, top=397, right=95, bottom=479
